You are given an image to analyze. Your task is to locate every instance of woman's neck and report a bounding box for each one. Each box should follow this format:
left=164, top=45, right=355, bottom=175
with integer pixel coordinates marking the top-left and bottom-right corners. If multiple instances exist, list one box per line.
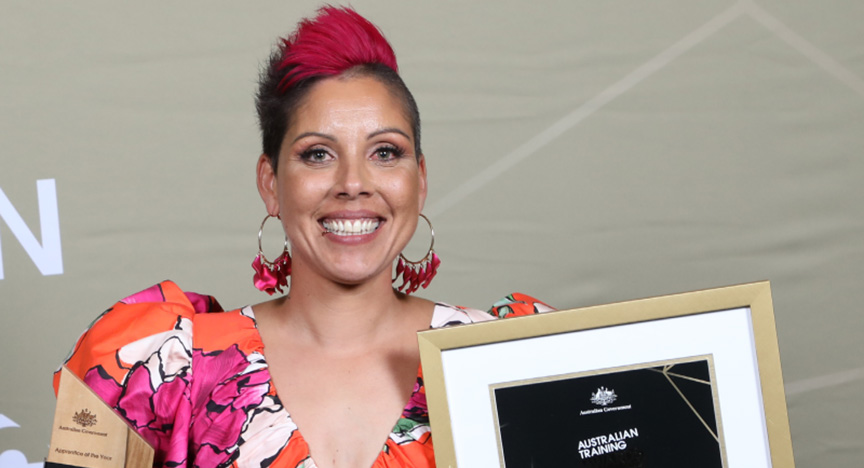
left=255, top=265, right=418, bottom=353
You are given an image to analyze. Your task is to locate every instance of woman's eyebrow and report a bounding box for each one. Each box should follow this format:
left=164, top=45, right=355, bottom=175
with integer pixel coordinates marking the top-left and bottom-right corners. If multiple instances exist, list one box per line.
left=292, top=132, right=337, bottom=144
left=368, top=127, right=411, bottom=141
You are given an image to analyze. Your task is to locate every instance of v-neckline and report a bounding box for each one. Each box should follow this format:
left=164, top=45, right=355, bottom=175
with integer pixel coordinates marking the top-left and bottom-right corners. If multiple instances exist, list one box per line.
left=241, top=304, right=443, bottom=467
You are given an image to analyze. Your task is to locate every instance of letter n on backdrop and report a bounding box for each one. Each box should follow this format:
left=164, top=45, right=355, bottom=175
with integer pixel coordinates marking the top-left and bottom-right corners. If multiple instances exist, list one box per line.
left=0, top=179, right=63, bottom=279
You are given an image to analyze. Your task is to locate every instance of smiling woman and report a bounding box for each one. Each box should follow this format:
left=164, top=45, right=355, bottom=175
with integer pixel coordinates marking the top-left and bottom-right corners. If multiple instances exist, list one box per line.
left=52, top=5, right=550, bottom=468
left=257, top=76, right=427, bottom=289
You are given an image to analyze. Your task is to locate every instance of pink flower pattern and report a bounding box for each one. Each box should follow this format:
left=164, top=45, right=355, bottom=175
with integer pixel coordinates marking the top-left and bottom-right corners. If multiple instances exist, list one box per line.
left=59, top=282, right=549, bottom=467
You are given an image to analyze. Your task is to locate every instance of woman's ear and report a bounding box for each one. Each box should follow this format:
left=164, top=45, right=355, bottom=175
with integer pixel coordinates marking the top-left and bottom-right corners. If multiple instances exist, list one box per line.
left=256, top=154, right=280, bottom=216
left=417, top=154, right=428, bottom=212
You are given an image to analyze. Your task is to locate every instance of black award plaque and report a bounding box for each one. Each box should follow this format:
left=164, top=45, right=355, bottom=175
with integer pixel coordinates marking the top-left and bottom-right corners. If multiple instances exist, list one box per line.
left=491, top=356, right=726, bottom=468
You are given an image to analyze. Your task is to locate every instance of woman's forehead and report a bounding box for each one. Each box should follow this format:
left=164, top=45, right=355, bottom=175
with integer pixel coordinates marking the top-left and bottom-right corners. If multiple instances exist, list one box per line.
left=289, top=76, right=413, bottom=139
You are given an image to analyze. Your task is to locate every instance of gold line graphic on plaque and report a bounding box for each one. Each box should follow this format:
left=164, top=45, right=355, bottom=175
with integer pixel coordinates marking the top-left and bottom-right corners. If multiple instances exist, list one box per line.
left=648, top=363, right=721, bottom=442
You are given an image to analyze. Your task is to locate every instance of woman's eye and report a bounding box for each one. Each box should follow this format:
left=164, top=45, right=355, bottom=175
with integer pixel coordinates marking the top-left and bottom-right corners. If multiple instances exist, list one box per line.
left=300, top=148, right=331, bottom=163
left=374, top=146, right=404, bottom=162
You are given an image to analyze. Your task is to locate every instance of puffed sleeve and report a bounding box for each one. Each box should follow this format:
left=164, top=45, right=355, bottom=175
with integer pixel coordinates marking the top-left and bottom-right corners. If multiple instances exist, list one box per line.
left=53, top=280, right=222, bottom=467
left=488, top=292, right=556, bottom=318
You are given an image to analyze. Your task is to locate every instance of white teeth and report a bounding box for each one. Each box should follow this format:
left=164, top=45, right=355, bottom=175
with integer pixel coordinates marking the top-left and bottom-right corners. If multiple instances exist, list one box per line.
left=323, top=218, right=380, bottom=236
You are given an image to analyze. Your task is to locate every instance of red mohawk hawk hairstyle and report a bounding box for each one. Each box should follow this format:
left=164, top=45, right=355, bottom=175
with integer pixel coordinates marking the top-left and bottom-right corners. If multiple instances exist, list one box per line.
left=257, top=6, right=421, bottom=172
left=277, top=6, right=399, bottom=92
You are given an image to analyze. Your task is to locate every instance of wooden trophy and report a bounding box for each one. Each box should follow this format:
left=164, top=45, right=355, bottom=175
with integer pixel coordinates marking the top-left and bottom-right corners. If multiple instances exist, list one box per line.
left=46, top=367, right=154, bottom=468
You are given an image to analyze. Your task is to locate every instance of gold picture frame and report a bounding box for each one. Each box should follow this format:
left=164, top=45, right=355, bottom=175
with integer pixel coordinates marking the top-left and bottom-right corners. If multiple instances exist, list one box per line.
left=418, top=281, right=794, bottom=468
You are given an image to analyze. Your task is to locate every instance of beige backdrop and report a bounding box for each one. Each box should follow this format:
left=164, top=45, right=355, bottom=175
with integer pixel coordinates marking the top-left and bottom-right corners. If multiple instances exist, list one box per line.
left=1, top=1, right=862, bottom=466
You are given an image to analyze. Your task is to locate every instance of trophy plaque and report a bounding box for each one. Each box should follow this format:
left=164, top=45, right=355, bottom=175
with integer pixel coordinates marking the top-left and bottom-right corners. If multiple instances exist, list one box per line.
left=46, top=366, right=154, bottom=468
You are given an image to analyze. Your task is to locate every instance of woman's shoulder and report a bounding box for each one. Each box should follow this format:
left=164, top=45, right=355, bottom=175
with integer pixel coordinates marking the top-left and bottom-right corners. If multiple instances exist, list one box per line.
left=55, top=280, right=247, bottom=393
left=430, top=293, right=555, bottom=329
left=54, top=281, right=275, bottom=464
left=489, top=292, right=556, bottom=318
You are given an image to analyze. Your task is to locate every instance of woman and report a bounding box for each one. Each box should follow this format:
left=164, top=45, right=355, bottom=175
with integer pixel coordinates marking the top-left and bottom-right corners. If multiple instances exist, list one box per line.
left=55, top=6, right=549, bottom=468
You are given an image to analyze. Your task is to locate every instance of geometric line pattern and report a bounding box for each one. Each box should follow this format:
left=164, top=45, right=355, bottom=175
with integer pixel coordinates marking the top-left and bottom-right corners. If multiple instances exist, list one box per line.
left=427, top=0, right=864, bottom=218
left=649, top=365, right=719, bottom=442
left=428, top=0, right=863, bottom=399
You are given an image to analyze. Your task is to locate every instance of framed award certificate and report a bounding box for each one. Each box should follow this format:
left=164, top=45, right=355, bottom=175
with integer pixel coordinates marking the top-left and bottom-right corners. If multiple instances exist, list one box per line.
left=418, top=281, right=795, bottom=468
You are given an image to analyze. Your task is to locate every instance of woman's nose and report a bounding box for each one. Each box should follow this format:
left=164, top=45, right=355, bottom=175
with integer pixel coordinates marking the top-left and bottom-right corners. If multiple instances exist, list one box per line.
left=335, top=156, right=371, bottom=198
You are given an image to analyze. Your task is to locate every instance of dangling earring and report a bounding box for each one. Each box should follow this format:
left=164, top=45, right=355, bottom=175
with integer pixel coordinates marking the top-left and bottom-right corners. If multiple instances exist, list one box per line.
left=393, top=214, right=441, bottom=295
left=252, top=214, right=291, bottom=295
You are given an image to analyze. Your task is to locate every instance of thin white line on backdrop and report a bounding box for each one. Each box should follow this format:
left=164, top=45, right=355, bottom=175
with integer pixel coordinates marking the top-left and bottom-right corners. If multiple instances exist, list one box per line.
left=425, top=2, right=746, bottom=217
left=785, top=366, right=864, bottom=396
left=744, top=1, right=864, bottom=99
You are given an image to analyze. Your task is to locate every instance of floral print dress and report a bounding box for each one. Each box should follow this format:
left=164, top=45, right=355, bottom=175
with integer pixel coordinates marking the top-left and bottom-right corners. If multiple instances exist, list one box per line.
left=55, top=281, right=552, bottom=468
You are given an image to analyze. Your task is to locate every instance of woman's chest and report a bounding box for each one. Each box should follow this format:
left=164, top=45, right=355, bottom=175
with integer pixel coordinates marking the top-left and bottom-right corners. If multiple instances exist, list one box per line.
left=263, top=346, right=424, bottom=468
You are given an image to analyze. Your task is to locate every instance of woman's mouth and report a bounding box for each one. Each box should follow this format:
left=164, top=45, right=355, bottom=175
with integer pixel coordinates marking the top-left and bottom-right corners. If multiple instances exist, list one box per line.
left=321, top=218, right=381, bottom=236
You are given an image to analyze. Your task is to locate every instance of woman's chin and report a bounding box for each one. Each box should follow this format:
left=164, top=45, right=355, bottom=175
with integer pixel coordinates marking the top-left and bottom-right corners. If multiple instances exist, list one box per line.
left=318, top=263, right=394, bottom=288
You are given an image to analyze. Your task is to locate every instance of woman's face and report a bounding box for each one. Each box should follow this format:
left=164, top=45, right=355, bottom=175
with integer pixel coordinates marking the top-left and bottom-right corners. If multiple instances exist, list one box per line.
left=257, top=75, right=427, bottom=287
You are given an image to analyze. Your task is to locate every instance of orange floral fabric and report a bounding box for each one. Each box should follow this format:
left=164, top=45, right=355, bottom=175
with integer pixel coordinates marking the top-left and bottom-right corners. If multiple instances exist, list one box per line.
left=55, top=281, right=551, bottom=467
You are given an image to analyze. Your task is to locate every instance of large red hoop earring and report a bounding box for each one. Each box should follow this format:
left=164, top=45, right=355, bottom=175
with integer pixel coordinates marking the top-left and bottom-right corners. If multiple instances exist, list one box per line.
left=393, top=214, right=441, bottom=295
left=252, top=214, right=291, bottom=295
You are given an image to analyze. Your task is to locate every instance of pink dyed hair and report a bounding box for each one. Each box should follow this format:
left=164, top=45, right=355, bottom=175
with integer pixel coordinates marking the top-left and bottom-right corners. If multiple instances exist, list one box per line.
left=256, top=6, right=421, bottom=171
left=276, top=6, right=399, bottom=92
